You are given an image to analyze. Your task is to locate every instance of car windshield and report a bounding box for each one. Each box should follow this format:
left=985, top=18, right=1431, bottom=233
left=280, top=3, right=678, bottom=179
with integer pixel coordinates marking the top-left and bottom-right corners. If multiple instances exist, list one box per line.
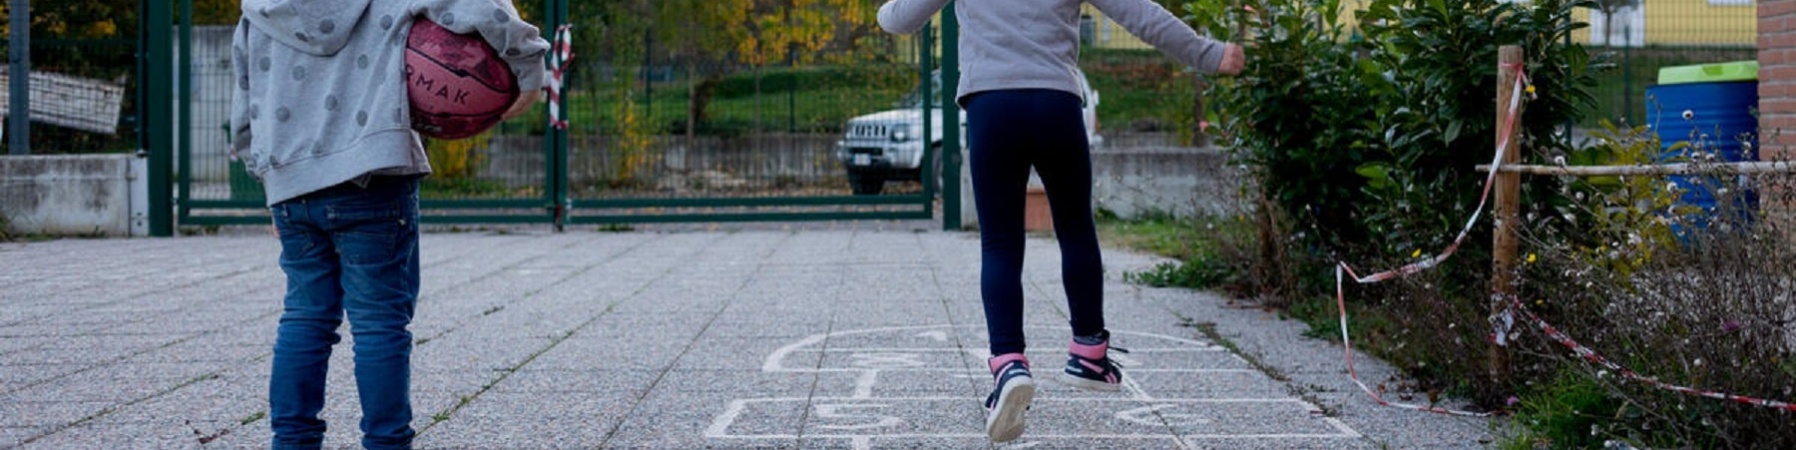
left=897, top=71, right=944, bottom=109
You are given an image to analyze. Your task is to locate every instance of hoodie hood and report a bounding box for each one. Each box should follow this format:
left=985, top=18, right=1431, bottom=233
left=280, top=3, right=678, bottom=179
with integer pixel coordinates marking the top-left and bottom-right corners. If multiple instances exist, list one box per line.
left=241, top=0, right=373, bottom=56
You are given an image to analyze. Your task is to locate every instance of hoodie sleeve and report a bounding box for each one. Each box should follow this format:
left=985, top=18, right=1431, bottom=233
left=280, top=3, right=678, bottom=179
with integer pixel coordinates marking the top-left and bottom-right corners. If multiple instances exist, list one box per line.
left=229, top=21, right=254, bottom=154
left=1088, top=0, right=1227, bottom=74
left=877, top=0, right=951, bottom=35
left=412, top=0, right=551, bottom=94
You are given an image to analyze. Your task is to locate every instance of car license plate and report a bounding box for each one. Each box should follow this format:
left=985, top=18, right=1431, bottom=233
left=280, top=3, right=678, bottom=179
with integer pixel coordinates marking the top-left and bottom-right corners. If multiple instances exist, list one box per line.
left=853, top=154, right=871, bottom=166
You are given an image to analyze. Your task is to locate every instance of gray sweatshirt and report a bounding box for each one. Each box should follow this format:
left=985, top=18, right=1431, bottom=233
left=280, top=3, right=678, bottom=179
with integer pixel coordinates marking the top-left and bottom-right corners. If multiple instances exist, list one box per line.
left=232, top=0, right=549, bottom=206
left=878, top=0, right=1226, bottom=105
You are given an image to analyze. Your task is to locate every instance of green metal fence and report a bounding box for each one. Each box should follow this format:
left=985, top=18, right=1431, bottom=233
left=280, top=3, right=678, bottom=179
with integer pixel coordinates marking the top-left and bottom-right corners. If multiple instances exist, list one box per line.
left=168, top=0, right=946, bottom=228
left=1576, top=1, right=1757, bottom=127
left=556, top=2, right=939, bottom=225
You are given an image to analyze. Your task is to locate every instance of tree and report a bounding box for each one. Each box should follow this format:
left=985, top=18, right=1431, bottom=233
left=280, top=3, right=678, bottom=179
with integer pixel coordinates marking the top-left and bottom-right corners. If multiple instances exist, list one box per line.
left=2, top=0, right=132, bottom=39
left=645, top=0, right=881, bottom=139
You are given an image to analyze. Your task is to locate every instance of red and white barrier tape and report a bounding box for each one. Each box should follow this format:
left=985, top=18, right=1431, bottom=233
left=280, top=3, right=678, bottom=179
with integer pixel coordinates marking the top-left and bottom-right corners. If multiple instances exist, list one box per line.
left=1330, top=63, right=1529, bottom=417
left=546, top=24, right=573, bottom=130
left=1335, top=266, right=1494, bottom=416
left=1506, top=296, right=1796, bottom=411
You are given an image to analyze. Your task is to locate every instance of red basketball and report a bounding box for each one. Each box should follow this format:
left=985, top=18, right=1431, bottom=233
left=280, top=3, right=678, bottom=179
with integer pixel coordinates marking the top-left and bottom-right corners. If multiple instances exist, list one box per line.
left=405, top=18, right=519, bottom=140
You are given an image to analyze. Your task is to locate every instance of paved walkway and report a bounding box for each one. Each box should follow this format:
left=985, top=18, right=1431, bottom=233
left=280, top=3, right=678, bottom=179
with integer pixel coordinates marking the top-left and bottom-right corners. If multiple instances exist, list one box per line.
left=0, top=226, right=1497, bottom=449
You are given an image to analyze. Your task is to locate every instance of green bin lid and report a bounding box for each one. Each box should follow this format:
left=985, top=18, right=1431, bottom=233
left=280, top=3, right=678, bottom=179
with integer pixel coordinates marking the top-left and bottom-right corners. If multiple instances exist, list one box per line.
left=1658, top=60, right=1759, bottom=85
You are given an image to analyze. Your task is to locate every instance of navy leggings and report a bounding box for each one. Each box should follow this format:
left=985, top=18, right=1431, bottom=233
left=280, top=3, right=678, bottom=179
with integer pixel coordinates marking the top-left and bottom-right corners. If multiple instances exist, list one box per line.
left=966, top=89, right=1105, bottom=356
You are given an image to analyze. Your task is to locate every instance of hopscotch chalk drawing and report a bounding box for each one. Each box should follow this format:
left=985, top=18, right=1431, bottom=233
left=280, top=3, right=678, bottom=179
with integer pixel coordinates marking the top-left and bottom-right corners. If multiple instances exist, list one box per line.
left=706, top=325, right=1363, bottom=448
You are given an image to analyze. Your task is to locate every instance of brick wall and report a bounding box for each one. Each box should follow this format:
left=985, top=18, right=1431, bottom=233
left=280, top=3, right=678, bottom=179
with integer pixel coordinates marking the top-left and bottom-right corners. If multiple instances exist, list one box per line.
left=1762, top=0, right=1796, bottom=234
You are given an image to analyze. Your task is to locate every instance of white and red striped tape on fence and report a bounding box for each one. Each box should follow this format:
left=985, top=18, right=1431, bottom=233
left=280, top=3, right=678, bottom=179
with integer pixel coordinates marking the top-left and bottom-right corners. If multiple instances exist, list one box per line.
left=1329, top=63, right=1796, bottom=416
left=545, top=25, right=573, bottom=130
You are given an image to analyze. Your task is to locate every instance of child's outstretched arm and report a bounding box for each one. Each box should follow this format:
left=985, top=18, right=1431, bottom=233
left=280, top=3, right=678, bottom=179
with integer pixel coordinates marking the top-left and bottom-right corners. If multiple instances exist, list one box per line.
left=878, top=0, right=953, bottom=35
left=1089, top=0, right=1244, bottom=75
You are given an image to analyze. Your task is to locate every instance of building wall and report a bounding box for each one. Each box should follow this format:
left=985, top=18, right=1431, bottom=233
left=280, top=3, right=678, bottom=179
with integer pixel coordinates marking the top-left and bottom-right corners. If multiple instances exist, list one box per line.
left=1082, top=4, right=1153, bottom=49
left=1557, top=1, right=1759, bottom=47
left=1762, top=0, right=1796, bottom=232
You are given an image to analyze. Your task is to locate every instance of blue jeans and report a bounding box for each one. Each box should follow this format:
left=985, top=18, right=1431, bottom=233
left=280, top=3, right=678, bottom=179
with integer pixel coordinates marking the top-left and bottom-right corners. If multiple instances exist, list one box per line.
left=269, top=175, right=421, bottom=450
left=965, top=89, right=1106, bottom=356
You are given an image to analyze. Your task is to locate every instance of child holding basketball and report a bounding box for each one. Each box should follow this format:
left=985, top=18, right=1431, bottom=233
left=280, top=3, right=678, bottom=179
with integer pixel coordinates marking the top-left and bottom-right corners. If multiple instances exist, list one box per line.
left=231, top=0, right=545, bottom=448
left=876, top=0, right=1244, bottom=442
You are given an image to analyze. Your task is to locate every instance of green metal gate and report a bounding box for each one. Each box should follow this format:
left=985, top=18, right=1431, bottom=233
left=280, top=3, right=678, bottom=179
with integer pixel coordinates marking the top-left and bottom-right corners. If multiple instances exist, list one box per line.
left=165, top=0, right=959, bottom=230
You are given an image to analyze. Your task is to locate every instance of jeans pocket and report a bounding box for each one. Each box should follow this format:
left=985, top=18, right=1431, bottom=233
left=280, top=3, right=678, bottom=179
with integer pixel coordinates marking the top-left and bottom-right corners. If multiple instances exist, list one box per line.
left=328, top=197, right=407, bottom=266
left=272, top=205, right=318, bottom=256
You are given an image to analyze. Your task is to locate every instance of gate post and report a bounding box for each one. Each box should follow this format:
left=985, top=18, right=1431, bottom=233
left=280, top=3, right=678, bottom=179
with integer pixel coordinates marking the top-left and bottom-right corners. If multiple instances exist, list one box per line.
left=940, top=1, right=962, bottom=230
left=7, top=0, right=27, bottom=155
left=144, top=0, right=176, bottom=236
left=1489, top=45, right=1524, bottom=390
left=545, top=0, right=570, bottom=231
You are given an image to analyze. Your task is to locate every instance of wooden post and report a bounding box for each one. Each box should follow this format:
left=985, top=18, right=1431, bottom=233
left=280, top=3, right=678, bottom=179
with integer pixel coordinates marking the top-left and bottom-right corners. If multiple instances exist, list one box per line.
left=1490, top=45, right=1524, bottom=390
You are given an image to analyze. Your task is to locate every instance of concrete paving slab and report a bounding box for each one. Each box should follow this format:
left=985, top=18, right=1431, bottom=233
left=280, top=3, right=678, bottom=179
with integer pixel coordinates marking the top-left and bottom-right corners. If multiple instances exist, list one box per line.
left=484, top=369, right=659, bottom=395
left=0, top=426, right=48, bottom=449
left=0, top=399, right=113, bottom=427
left=0, top=228, right=1500, bottom=448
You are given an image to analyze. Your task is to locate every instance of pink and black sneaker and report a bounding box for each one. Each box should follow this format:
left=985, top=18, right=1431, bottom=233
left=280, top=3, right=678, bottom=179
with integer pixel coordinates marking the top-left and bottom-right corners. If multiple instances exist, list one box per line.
left=1060, top=330, right=1127, bottom=391
left=984, top=353, right=1035, bottom=442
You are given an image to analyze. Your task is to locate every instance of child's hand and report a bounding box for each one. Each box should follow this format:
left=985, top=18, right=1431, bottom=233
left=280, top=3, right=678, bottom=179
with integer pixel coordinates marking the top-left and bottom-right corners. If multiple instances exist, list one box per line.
left=1217, top=44, right=1245, bottom=76
left=501, top=89, right=543, bottom=122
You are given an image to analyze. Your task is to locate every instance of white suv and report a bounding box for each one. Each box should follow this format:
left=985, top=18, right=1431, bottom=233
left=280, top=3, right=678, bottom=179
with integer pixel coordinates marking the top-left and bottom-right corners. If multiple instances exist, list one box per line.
left=836, top=70, right=1103, bottom=195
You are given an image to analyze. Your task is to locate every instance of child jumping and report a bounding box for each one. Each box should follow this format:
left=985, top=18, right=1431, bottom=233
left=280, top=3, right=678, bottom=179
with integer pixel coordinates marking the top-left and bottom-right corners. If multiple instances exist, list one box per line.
left=875, top=0, right=1244, bottom=442
left=232, top=1, right=546, bottom=448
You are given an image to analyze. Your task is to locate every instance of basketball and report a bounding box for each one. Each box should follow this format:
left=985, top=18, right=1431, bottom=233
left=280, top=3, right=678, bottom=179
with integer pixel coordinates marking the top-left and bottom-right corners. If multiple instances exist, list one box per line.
left=405, top=18, right=519, bottom=140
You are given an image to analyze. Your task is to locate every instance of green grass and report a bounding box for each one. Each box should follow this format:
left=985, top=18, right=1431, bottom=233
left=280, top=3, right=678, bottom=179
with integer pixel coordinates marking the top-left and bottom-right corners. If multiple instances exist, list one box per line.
left=1496, top=370, right=1627, bottom=450
left=1095, top=211, right=1210, bottom=260
left=1080, top=48, right=1202, bottom=133
left=1096, top=211, right=1246, bottom=293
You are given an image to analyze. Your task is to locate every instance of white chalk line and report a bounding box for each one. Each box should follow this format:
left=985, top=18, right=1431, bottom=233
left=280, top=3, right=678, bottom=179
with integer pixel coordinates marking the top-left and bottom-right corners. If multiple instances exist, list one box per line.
left=764, top=325, right=1221, bottom=372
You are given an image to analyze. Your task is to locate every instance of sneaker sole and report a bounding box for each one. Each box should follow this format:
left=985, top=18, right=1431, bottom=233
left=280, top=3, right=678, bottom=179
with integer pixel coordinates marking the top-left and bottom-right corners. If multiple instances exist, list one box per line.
left=1058, top=372, right=1123, bottom=392
left=986, top=377, right=1034, bottom=442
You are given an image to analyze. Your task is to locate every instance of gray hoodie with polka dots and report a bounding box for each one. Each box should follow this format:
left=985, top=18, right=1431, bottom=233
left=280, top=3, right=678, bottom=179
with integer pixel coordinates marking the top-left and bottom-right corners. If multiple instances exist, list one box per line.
left=231, top=0, right=548, bottom=206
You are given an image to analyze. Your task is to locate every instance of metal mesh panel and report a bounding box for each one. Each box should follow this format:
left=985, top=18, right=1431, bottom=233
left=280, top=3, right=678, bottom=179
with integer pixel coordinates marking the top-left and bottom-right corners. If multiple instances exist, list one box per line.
left=176, top=9, right=555, bottom=223
left=1581, top=1, right=1757, bottom=127
left=561, top=2, right=932, bottom=221
left=183, top=25, right=248, bottom=204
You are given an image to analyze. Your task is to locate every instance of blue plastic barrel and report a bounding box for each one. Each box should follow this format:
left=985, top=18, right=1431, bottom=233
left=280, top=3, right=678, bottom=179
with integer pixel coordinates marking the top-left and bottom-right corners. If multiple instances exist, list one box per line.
left=1645, top=80, right=1759, bottom=234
